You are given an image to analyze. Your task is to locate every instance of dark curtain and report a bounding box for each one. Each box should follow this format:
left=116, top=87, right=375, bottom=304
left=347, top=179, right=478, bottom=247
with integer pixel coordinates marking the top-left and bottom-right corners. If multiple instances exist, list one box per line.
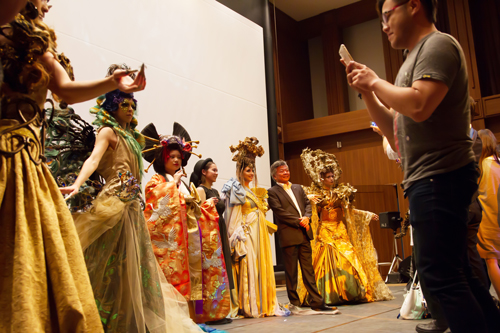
left=469, top=0, right=500, bottom=97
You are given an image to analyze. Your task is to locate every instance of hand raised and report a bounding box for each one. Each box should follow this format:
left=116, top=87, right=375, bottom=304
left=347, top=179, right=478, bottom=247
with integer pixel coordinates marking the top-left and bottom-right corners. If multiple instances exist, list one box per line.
left=113, top=67, right=146, bottom=93
left=371, top=125, right=383, bottom=137
left=173, top=169, right=186, bottom=184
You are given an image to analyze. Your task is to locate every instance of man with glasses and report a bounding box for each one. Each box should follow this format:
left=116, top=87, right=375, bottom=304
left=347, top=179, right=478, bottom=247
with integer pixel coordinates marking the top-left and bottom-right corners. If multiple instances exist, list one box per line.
left=344, top=0, right=500, bottom=332
left=268, top=160, right=334, bottom=312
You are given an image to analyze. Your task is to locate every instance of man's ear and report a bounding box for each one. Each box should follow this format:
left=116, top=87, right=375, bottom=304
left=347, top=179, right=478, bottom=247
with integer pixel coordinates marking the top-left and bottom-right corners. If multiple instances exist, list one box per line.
left=409, top=0, right=421, bottom=17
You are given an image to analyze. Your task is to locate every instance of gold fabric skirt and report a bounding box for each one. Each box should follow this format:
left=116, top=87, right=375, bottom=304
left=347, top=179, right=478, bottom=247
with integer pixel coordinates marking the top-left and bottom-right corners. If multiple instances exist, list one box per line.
left=0, top=120, right=102, bottom=332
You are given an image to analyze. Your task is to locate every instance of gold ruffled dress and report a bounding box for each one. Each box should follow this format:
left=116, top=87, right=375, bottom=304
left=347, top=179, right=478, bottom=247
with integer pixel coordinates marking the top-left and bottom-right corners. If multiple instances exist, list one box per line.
left=0, top=94, right=103, bottom=331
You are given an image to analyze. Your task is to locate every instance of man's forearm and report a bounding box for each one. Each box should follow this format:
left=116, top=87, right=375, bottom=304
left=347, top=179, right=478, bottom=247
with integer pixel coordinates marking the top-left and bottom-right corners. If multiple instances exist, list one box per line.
left=362, top=91, right=395, bottom=147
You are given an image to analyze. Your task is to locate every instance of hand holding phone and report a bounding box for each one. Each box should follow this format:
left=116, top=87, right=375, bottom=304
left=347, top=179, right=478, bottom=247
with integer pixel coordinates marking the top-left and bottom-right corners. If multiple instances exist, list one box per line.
left=339, top=44, right=354, bottom=65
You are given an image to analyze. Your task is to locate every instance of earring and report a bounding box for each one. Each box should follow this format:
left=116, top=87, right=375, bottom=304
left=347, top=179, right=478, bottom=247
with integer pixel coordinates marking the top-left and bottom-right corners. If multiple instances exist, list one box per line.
left=24, top=1, right=39, bottom=20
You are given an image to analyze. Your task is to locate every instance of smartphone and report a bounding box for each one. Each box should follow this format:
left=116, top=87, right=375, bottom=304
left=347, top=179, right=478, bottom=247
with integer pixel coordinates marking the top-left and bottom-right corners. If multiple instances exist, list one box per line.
left=339, top=44, right=354, bottom=64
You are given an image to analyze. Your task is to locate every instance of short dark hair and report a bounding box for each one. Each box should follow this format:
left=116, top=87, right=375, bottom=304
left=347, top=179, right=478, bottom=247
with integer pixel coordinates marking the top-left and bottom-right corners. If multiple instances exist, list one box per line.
left=376, top=0, right=438, bottom=24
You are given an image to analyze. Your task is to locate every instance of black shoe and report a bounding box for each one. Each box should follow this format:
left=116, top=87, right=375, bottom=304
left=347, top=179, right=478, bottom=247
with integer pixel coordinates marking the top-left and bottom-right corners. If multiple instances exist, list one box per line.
left=415, top=320, right=448, bottom=333
left=311, top=305, right=337, bottom=311
left=205, top=318, right=233, bottom=325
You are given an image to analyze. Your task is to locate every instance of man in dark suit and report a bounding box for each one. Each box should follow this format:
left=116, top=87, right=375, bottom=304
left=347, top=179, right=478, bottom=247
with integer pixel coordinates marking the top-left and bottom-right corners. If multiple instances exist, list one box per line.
left=267, top=160, right=333, bottom=311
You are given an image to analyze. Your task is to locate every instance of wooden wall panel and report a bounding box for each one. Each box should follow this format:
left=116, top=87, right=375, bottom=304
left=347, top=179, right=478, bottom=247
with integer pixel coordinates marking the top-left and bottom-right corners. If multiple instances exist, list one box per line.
left=284, top=109, right=372, bottom=143
left=271, top=8, right=314, bottom=126
left=446, top=0, right=481, bottom=100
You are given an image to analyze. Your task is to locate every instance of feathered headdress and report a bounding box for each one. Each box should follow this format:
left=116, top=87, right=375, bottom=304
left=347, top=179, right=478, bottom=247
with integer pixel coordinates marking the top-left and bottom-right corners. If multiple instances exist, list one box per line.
left=141, top=122, right=201, bottom=173
left=300, top=148, right=342, bottom=187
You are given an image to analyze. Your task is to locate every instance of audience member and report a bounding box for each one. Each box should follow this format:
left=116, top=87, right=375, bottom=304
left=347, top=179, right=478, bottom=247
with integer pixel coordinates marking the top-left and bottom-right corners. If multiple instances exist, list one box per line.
left=477, top=129, right=500, bottom=299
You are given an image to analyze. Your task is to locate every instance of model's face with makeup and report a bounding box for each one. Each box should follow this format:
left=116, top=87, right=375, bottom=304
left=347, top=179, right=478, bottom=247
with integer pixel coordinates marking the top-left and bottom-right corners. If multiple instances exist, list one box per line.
left=322, top=172, right=335, bottom=188
left=242, top=166, right=254, bottom=184
left=32, top=0, right=51, bottom=21
left=164, top=149, right=182, bottom=175
left=114, top=98, right=135, bottom=125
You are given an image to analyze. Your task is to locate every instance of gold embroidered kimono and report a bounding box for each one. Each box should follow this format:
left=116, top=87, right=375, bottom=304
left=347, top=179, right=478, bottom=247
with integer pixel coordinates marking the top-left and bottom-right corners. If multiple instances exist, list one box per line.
left=222, top=178, right=286, bottom=318
left=144, top=174, right=192, bottom=300
left=195, top=200, right=231, bottom=323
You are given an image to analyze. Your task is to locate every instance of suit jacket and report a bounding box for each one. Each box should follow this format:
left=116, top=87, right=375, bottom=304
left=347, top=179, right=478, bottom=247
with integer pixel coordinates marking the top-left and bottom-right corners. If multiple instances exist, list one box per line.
left=267, top=184, right=313, bottom=248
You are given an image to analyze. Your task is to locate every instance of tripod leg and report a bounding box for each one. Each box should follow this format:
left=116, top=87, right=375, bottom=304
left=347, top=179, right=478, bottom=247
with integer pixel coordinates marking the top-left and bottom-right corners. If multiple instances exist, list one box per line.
left=385, top=256, right=399, bottom=282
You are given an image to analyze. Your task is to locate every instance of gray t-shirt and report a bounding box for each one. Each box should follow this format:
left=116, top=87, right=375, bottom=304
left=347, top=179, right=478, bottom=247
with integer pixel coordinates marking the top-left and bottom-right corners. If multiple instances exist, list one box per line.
left=393, top=31, right=474, bottom=189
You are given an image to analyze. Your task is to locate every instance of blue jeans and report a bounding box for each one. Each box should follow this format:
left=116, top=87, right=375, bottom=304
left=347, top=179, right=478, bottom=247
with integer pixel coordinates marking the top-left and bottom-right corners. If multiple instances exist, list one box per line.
left=407, top=162, right=500, bottom=333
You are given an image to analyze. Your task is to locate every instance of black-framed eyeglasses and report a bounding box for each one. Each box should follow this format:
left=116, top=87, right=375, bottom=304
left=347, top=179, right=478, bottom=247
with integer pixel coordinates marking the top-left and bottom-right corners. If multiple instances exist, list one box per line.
left=381, top=0, right=410, bottom=27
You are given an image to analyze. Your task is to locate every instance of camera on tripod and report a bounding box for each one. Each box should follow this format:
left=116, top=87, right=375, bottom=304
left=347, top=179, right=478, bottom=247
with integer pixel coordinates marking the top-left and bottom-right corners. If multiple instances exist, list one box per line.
left=378, top=211, right=404, bottom=283
left=379, top=211, right=403, bottom=232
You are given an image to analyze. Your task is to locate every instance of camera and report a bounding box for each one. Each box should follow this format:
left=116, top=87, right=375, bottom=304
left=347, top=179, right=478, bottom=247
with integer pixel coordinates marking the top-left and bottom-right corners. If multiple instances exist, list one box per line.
left=379, top=211, right=402, bottom=231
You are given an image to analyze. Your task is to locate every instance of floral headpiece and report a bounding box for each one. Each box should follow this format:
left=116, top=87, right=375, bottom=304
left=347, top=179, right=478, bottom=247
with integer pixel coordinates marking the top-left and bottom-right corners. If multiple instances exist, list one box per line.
left=300, top=148, right=342, bottom=187
left=230, top=137, right=264, bottom=167
left=141, top=122, right=201, bottom=173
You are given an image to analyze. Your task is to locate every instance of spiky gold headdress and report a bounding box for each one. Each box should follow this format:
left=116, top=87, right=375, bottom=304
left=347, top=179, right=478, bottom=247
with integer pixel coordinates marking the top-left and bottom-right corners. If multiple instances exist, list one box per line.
left=300, top=148, right=342, bottom=187
left=230, top=137, right=264, bottom=168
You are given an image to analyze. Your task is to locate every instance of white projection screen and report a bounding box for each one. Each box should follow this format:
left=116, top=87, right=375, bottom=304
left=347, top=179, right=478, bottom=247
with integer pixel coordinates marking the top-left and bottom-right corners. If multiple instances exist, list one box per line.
left=45, top=0, right=277, bottom=263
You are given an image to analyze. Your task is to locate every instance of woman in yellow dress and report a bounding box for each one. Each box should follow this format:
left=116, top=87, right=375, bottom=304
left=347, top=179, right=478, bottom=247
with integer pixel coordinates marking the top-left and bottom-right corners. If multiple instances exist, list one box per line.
left=299, top=148, right=394, bottom=303
left=221, top=137, right=289, bottom=318
left=0, top=3, right=143, bottom=331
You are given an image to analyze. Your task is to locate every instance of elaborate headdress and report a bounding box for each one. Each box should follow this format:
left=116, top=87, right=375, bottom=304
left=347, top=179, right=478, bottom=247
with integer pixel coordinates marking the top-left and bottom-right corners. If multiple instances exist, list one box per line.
left=230, top=137, right=264, bottom=169
left=141, top=122, right=201, bottom=174
left=300, top=148, right=342, bottom=187
left=230, top=137, right=264, bottom=185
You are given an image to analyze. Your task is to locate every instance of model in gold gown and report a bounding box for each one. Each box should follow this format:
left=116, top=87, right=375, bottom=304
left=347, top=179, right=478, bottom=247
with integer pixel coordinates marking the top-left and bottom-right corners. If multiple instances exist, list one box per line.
left=298, top=148, right=394, bottom=304
left=0, top=3, right=142, bottom=330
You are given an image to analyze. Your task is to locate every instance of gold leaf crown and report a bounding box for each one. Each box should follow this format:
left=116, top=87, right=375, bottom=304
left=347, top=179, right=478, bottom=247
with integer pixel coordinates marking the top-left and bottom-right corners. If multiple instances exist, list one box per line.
left=300, top=148, right=342, bottom=187
left=229, top=137, right=265, bottom=165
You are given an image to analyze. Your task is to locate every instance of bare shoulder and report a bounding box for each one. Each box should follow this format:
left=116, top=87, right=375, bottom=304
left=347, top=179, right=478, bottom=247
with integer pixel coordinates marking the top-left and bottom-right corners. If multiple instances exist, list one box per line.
left=97, top=126, right=116, bottom=138
left=38, top=51, right=58, bottom=72
left=97, top=126, right=118, bottom=148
